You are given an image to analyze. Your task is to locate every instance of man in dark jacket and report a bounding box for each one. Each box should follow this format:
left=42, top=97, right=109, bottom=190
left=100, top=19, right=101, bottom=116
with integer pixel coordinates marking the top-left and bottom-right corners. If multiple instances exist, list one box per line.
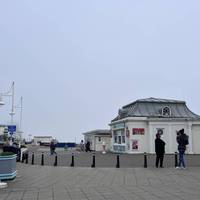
left=50, top=140, right=56, bottom=155
left=176, top=129, right=188, bottom=169
left=85, top=141, right=91, bottom=152
left=155, top=133, right=165, bottom=168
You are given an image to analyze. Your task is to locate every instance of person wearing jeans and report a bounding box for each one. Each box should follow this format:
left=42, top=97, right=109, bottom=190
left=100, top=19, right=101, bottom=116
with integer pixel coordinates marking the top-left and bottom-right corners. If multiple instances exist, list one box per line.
left=178, top=150, right=185, bottom=168
left=176, top=129, right=188, bottom=169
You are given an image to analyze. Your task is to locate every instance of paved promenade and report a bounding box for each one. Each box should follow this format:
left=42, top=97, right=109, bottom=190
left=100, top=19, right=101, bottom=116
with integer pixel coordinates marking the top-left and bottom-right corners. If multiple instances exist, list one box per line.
left=24, top=150, right=200, bottom=168
left=1, top=164, right=200, bottom=200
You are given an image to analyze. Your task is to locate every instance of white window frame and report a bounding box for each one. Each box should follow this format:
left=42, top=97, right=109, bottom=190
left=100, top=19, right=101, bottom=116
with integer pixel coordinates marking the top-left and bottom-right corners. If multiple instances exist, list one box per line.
left=162, top=106, right=171, bottom=116
left=113, top=129, right=125, bottom=144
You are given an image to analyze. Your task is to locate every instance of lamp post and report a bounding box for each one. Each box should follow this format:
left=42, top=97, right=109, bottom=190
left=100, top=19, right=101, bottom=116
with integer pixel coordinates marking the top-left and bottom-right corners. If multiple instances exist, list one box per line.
left=14, top=96, right=23, bottom=144
left=9, top=82, right=15, bottom=125
left=15, top=96, right=23, bottom=131
left=0, top=81, right=15, bottom=124
left=0, top=82, right=16, bottom=146
left=0, top=82, right=23, bottom=143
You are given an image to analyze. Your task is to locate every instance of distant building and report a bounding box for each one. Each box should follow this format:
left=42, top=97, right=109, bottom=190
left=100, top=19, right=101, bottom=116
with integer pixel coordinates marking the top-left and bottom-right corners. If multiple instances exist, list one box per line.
left=83, top=129, right=111, bottom=151
left=110, top=98, right=200, bottom=154
left=0, top=124, right=21, bottom=142
left=0, top=125, right=6, bottom=134
left=33, top=136, right=53, bottom=146
left=0, top=125, right=7, bottom=142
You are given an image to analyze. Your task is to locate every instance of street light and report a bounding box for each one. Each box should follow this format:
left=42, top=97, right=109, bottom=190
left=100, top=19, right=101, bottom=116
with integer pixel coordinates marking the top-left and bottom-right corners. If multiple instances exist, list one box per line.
left=15, top=96, right=23, bottom=131
left=13, top=96, right=23, bottom=146
left=0, top=83, right=24, bottom=144
left=0, top=81, right=15, bottom=124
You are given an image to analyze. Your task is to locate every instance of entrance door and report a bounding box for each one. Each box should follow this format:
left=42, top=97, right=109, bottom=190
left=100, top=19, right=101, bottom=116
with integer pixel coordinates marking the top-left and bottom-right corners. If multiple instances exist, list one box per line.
left=192, top=125, right=200, bottom=154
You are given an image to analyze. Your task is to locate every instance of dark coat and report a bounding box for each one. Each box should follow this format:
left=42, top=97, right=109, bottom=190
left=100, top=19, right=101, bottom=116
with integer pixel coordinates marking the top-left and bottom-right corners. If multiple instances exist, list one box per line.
left=155, top=138, right=165, bottom=155
left=177, top=134, right=187, bottom=151
left=50, top=142, right=55, bottom=150
left=85, top=141, right=91, bottom=151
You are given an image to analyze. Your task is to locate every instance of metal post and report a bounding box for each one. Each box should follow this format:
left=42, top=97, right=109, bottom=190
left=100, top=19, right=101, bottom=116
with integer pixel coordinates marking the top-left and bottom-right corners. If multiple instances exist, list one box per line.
left=70, top=153, right=74, bottom=167
left=91, top=153, right=95, bottom=168
left=10, top=81, right=15, bottom=125
left=25, top=153, right=28, bottom=164
left=19, top=96, right=23, bottom=130
left=17, top=150, right=20, bottom=162
left=175, top=152, right=178, bottom=167
left=144, top=152, right=147, bottom=168
left=31, top=153, right=34, bottom=165
left=21, top=153, right=25, bottom=163
left=116, top=154, right=120, bottom=168
left=41, top=153, right=44, bottom=166
left=54, top=155, right=58, bottom=166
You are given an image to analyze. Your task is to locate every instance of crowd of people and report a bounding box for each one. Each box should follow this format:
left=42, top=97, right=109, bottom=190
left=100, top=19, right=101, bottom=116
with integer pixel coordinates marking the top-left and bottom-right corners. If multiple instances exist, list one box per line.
left=155, top=128, right=189, bottom=169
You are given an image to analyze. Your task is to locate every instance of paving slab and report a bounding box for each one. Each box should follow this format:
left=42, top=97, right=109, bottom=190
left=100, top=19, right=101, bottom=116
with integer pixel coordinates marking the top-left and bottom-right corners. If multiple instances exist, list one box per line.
left=1, top=164, right=200, bottom=199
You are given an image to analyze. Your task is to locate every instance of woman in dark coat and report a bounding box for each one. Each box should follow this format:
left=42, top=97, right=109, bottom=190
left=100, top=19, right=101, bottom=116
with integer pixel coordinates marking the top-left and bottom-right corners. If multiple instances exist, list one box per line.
left=155, top=133, right=165, bottom=168
left=176, top=129, right=188, bottom=169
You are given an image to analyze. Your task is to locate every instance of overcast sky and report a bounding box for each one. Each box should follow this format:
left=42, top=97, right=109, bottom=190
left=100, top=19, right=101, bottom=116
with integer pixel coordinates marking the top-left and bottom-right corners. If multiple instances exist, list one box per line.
left=0, top=1, right=200, bottom=142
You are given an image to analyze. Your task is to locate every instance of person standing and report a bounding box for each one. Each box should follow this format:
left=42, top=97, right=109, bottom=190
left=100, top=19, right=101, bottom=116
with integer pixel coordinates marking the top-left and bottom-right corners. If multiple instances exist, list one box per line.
left=50, top=141, right=54, bottom=155
left=85, top=141, right=91, bottom=152
left=53, top=141, right=56, bottom=154
left=155, top=133, right=165, bottom=168
left=176, top=129, right=189, bottom=169
left=50, top=140, right=56, bottom=155
left=80, top=140, right=84, bottom=151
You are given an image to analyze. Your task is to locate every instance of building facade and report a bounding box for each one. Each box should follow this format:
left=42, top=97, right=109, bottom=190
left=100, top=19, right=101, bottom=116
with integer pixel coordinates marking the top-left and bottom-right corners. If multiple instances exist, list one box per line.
left=33, top=136, right=53, bottom=145
left=110, top=98, right=200, bottom=154
left=83, top=129, right=111, bottom=151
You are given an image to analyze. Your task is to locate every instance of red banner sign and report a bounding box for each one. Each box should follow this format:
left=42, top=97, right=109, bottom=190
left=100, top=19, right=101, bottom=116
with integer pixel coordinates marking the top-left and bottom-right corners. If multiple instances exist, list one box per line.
left=132, top=128, right=145, bottom=135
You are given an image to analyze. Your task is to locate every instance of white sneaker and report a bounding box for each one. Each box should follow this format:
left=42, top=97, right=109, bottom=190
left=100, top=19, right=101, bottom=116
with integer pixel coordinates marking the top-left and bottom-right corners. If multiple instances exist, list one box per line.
left=181, top=167, right=186, bottom=170
left=175, top=166, right=180, bottom=169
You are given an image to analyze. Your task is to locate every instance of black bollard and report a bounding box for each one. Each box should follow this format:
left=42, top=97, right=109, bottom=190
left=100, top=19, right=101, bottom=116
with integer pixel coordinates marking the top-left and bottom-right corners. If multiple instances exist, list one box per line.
left=21, top=153, right=25, bottom=163
left=91, top=153, right=96, bottom=168
left=25, top=153, right=29, bottom=164
left=116, top=154, right=120, bottom=168
left=31, top=153, right=34, bottom=165
left=144, top=152, right=147, bottom=168
left=17, top=151, right=21, bottom=162
left=41, top=153, right=44, bottom=166
left=54, top=155, right=58, bottom=166
left=175, top=152, right=178, bottom=167
left=70, top=153, right=74, bottom=167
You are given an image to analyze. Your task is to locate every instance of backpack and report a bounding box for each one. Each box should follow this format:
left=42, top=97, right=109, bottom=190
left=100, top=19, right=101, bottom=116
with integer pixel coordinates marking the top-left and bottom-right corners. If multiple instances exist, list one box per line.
left=183, top=134, right=189, bottom=145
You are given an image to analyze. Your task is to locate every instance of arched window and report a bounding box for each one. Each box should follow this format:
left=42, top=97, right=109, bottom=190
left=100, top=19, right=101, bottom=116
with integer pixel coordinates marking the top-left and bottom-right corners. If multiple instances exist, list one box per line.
left=162, top=106, right=171, bottom=116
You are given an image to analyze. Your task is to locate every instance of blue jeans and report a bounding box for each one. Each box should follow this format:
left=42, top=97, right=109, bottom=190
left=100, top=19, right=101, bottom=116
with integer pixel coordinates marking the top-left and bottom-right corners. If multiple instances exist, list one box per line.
left=178, top=150, right=185, bottom=168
